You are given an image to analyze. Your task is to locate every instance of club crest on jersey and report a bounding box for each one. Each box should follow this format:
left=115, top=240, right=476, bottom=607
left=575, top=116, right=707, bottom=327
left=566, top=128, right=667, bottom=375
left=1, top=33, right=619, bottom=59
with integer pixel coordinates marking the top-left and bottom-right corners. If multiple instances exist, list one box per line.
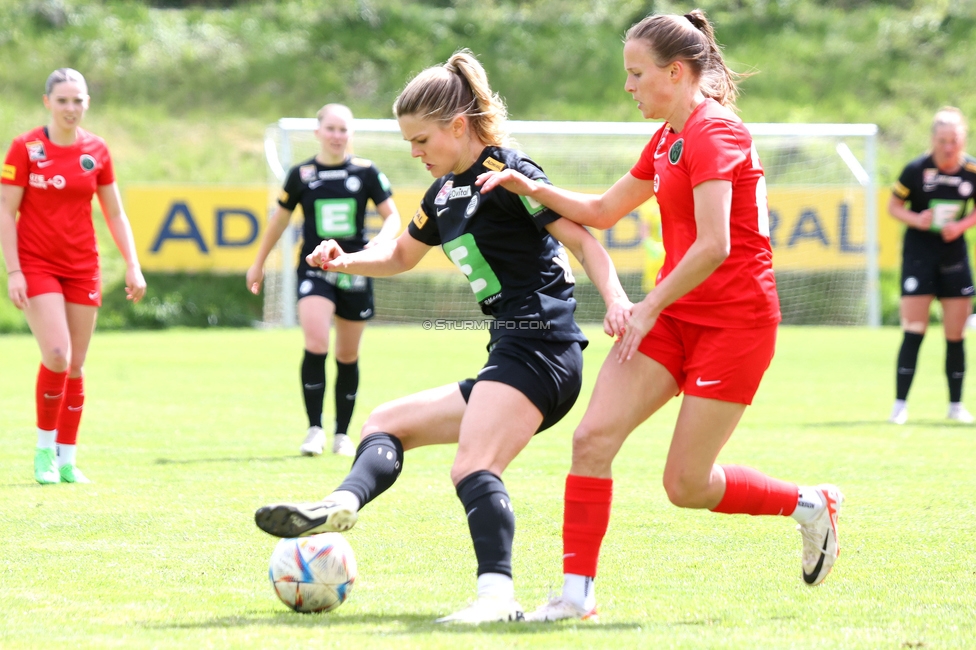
left=960, top=181, right=973, bottom=197
left=299, top=164, right=317, bottom=183
left=79, top=154, right=96, bottom=172
left=434, top=180, right=453, bottom=205
left=668, top=138, right=684, bottom=165
left=345, top=176, right=362, bottom=193
left=26, top=140, right=46, bottom=161
left=465, top=194, right=480, bottom=218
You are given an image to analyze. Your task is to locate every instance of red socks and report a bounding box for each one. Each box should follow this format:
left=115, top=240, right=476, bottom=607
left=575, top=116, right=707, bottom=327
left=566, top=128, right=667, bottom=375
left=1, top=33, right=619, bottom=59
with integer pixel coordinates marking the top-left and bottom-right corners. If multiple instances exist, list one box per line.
left=56, top=376, right=85, bottom=446
left=712, top=464, right=799, bottom=516
left=562, top=474, right=613, bottom=577
left=36, top=364, right=67, bottom=432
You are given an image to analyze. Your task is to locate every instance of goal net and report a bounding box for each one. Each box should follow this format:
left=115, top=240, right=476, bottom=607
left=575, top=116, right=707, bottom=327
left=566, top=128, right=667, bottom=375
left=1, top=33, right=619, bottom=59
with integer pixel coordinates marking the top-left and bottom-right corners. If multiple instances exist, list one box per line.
left=263, top=119, right=879, bottom=327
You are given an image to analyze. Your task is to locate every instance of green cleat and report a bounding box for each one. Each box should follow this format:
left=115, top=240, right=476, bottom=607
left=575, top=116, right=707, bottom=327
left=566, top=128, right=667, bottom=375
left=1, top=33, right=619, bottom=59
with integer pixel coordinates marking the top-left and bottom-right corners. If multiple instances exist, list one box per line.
left=58, top=464, right=92, bottom=484
left=34, top=447, right=60, bottom=484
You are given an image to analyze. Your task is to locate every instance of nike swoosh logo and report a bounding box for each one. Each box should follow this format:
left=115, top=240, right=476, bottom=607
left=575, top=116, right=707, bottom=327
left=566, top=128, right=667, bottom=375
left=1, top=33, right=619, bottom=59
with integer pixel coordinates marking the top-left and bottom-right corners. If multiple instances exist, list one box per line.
left=304, top=383, right=325, bottom=390
left=562, top=553, right=576, bottom=559
left=696, top=377, right=721, bottom=386
left=437, top=208, right=449, bottom=217
left=88, top=291, right=99, bottom=300
left=37, top=160, right=54, bottom=168
left=345, top=393, right=357, bottom=400
left=803, top=529, right=830, bottom=584
left=359, top=309, right=372, bottom=318
left=466, top=508, right=478, bottom=518
left=477, top=365, right=498, bottom=376
left=67, top=406, right=83, bottom=412
left=309, top=180, right=325, bottom=189
left=43, top=393, right=63, bottom=399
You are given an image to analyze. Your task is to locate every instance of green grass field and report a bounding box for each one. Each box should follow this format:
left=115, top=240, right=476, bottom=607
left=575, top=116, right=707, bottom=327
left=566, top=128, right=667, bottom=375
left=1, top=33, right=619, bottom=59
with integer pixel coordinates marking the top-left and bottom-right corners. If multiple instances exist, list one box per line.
left=1, top=325, right=974, bottom=649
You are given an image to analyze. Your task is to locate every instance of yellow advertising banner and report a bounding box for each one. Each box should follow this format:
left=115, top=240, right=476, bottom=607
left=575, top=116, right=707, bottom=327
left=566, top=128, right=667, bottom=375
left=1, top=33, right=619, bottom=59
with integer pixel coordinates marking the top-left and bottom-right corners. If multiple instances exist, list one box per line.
left=127, top=185, right=271, bottom=272
left=126, top=184, right=902, bottom=274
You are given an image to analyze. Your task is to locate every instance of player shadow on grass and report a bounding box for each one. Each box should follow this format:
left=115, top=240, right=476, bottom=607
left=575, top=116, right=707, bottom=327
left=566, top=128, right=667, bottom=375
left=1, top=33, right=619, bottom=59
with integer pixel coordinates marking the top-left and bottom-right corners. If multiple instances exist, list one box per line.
left=148, top=612, right=642, bottom=633
left=153, top=455, right=316, bottom=465
left=802, top=420, right=975, bottom=428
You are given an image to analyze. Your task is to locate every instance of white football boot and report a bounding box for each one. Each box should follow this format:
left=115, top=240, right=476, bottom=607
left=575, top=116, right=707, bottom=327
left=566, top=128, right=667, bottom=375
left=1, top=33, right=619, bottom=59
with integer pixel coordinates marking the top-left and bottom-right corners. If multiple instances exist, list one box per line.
left=524, top=596, right=598, bottom=622
left=332, top=433, right=356, bottom=457
left=434, top=596, right=525, bottom=624
left=798, top=484, right=844, bottom=586
left=255, top=497, right=358, bottom=538
left=947, top=402, right=974, bottom=423
left=299, top=426, right=325, bottom=456
left=888, top=400, right=908, bottom=425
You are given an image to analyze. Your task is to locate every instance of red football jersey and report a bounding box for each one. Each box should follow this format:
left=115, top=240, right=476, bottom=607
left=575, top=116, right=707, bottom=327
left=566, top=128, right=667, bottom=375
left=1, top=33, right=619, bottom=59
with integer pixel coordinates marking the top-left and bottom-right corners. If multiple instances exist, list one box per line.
left=631, top=99, right=780, bottom=328
left=2, top=126, right=115, bottom=276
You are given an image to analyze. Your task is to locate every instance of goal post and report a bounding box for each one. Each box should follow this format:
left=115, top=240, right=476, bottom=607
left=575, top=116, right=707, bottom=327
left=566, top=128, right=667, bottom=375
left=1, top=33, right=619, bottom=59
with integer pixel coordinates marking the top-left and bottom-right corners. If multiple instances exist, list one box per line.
left=262, top=119, right=880, bottom=328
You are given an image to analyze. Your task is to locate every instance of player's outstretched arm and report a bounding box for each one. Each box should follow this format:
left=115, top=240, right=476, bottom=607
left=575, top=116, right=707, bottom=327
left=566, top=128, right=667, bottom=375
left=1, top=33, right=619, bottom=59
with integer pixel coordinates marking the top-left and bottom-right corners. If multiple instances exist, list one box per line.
left=545, top=217, right=631, bottom=338
left=247, top=205, right=293, bottom=295
left=307, top=229, right=431, bottom=278
left=477, top=170, right=654, bottom=230
left=97, top=182, right=147, bottom=303
left=0, top=184, right=27, bottom=309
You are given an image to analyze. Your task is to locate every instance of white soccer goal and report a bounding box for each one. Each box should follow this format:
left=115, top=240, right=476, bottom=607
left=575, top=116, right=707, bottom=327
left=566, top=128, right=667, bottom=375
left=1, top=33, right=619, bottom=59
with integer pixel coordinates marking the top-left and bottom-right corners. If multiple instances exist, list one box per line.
left=263, top=119, right=879, bottom=327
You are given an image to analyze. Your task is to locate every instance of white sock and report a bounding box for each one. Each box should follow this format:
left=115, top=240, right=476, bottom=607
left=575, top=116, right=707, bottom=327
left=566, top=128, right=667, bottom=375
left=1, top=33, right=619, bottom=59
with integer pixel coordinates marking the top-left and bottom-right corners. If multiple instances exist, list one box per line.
left=477, top=572, right=514, bottom=600
left=563, top=573, right=596, bottom=612
left=328, top=490, right=361, bottom=512
left=57, top=443, right=77, bottom=468
left=791, top=486, right=825, bottom=523
left=37, top=429, right=56, bottom=449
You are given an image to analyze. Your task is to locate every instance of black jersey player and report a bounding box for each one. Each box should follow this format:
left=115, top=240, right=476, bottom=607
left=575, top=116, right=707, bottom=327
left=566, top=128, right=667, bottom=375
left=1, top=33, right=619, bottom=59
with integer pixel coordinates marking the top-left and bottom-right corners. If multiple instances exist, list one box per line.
left=888, top=106, right=976, bottom=425
left=254, top=50, right=631, bottom=624
left=247, top=104, right=401, bottom=456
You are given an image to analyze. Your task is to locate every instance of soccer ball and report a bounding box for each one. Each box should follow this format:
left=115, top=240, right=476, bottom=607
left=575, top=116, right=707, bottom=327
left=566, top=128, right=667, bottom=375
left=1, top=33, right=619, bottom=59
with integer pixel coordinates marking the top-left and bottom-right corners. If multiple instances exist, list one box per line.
left=268, top=533, right=357, bottom=613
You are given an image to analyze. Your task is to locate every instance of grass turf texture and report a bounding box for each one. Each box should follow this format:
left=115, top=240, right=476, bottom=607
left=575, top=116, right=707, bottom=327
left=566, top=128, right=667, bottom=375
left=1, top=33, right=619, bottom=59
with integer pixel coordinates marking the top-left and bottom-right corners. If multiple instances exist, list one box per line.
left=0, top=325, right=974, bottom=649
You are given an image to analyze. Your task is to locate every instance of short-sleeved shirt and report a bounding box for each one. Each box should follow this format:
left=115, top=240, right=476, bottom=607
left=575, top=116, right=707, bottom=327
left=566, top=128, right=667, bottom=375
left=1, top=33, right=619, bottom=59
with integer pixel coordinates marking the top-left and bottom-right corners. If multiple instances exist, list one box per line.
left=407, top=146, right=587, bottom=346
left=278, top=155, right=393, bottom=270
left=892, top=153, right=976, bottom=256
left=2, top=126, right=114, bottom=277
left=630, top=98, right=780, bottom=328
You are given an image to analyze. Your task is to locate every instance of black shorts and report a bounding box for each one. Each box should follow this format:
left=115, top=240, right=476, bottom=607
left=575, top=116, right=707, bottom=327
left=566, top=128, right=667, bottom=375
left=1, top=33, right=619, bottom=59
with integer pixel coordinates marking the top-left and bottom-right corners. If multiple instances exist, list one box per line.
left=458, top=336, right=583, bottom=433
left=296, top=268, right=375, bottom=321
left=900, top=236, right=974, bottom=298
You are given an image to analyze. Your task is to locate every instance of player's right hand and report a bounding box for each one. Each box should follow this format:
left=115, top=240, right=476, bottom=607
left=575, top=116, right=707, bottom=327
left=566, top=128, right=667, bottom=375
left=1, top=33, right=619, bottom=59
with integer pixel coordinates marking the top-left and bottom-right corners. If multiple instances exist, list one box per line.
left=6, top=271, right=27, bottom=310
left=246, top=264, right=264, bottom=295
left=916, top=208, right=933, bottom=230
left=306, top=240, right=344, bottom=269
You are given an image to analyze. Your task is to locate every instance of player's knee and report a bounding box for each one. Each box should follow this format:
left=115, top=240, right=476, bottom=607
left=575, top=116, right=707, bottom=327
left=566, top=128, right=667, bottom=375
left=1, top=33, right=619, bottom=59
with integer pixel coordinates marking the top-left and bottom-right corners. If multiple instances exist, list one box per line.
left=570, top=423, right=614, bottom=468
left=662, top=470, right=709, bottom=509
left=901, top=319, right=928, bottom=334
left=360, top=409, right=409, bottom=444
left=43, top=347, right=70, bottom=373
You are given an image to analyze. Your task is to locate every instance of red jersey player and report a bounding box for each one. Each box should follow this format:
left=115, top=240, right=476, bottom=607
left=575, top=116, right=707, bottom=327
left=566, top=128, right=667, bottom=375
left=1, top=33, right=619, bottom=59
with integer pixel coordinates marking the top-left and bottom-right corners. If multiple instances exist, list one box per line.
left=477, top=10, right=843, bottom=620
left=0, top=68, right=146, bottom=485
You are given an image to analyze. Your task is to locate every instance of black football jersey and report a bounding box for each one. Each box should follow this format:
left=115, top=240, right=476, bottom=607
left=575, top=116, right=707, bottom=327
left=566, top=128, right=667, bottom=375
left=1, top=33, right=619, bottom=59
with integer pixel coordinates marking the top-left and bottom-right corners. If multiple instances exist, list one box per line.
left=407, top=146, right=586, bottom=345
left=893, top=153, right=976, bottom=249
left=278, top=155, right=393, bottom=268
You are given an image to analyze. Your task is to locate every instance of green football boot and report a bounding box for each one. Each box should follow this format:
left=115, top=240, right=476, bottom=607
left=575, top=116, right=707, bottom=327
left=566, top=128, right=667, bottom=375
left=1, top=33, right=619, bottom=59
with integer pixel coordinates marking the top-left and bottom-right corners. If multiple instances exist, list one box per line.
left=59, top=463, right=92, bottom=484
left=34, top=447, right=60, bottom=484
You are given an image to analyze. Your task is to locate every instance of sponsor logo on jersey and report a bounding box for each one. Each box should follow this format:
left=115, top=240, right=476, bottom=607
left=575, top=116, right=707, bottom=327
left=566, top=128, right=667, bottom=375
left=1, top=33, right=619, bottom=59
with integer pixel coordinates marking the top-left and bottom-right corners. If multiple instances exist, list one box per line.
left=378, top=171, right=391, bottom=192
left=278, top=190, right=289, bottom=204
left=960, top=181, right=973, bottom=197
left=1, top=164, right=14, bottom=181
left=449, top=185, right=472, bottom=200
left=350, top=157, right=372, bottom=168
left=434, top=180, right=453, bottom=205
left=412, top=209, right=428, bottom=229
left=79, top=154, right=96, bottom=172
left=668, top=138, right=684, bottom=165
left=923, top=167, right=963, bottom=192
left=318, top=170, right=349, bottom=180
left=299, top=164, right=317, bottom=183
left=465, top=194, right=480, bottom=218
left=483, top=157, right=506, bottom=172
left=26, top=140, right=46, bottom=161
left=345, top=176, right=362, bottom=193
left=29, top=173, right=65, bottom=189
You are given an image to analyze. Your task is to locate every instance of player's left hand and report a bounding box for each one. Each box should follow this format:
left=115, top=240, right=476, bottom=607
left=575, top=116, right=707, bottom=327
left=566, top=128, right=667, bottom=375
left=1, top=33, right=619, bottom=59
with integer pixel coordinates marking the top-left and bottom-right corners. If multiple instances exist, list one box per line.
left=616, top=296, right=659, bottom=363
left=125, top=265, right=147, bottom=303
left=603, top=296, right=632, bottom=338
left=475, top=169, right=535, bottom=196
left=941, top=220, right=966, bottom=242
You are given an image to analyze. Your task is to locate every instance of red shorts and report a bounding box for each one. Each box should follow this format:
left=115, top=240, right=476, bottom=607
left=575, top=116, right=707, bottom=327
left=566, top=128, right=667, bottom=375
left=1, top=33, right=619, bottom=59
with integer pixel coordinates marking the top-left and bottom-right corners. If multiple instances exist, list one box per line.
left=22, top=267, right=101, bottom=307
left=637, top=313, right=777, bottom=405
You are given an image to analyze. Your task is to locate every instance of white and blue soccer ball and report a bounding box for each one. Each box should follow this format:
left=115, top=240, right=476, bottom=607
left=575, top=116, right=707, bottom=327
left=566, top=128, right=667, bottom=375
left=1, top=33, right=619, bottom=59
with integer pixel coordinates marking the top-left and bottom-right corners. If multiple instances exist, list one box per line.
left=268, top=533, right=357, bottom=613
